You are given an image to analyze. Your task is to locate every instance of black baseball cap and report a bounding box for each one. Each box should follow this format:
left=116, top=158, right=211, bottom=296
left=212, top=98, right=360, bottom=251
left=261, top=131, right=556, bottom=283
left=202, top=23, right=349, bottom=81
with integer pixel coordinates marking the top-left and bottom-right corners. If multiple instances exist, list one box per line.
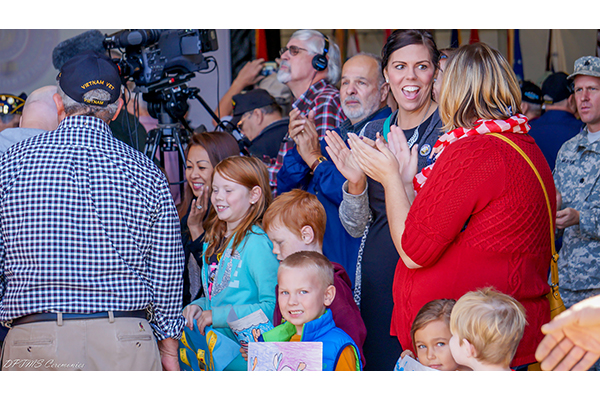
left=542, top=72, right=572, bottom=104
left=521, top=81, right=543, bottom=105
left=57, top=50, right=121, bottom=107
left=231, top=89, right=277, bottom=126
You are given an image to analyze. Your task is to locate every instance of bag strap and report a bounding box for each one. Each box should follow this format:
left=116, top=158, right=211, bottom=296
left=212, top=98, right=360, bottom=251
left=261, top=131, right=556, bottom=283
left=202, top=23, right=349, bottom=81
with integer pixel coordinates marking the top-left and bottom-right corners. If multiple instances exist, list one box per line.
left=382, top=114, right=392, bottom=142
left=487, top=133, right=559, bottom=287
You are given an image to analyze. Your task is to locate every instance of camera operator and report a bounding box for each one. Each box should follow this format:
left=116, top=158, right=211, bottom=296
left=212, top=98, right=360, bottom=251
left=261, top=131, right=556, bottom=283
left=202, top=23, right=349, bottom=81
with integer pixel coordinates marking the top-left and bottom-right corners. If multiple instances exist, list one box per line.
left=230, top=89, right=289, bottom=180
left=0, top=51, right=185, bottom=371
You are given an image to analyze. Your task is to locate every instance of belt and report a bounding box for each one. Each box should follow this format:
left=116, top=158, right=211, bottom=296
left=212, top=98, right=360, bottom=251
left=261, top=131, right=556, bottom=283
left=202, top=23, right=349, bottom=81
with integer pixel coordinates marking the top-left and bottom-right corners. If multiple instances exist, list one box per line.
left=11, top=310, right=147, bottom=326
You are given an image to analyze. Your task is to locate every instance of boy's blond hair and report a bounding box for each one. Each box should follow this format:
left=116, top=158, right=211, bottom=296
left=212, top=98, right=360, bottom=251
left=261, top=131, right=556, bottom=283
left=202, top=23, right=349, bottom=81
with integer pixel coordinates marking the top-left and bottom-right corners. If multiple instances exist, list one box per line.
left=278, top=251, right=334, bottom=288
left=450, top=287, right=527, bottom=367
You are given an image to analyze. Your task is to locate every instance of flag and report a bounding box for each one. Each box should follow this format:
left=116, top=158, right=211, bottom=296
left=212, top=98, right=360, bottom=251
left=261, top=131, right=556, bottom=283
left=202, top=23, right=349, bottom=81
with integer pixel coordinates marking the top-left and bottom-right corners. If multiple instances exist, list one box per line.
left=254, top=29, right=280, bottom=61
left=508, top=29, right=524, bottom=82
left=469, top=29, right=480, bottom=44
left=450, top=29, right=461, bottom=48
left=385, top=29, right=393, bottom=42
left=546, top=29, right=568, bottom=72
left=255, top=29, right=268, bottom=60
left=333, top=29, right=347, bottom=61
left=347, top=29, right=360, bottom=59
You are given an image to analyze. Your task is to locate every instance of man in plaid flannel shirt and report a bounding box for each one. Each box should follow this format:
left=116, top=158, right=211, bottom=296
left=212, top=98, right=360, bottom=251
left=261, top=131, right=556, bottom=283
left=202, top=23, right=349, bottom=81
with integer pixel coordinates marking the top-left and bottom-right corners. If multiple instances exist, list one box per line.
left=268, top=29, right=346, bottom=196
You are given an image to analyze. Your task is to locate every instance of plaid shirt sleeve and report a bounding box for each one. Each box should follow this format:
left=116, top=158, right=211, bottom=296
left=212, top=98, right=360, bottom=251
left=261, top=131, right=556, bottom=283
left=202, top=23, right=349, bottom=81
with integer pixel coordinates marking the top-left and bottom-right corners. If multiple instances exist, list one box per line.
left=145, top=176, right=186, bottom=340
left=268, top=135, right=295, bottom=197
left=269, top=81, right=346, bottom=196
left=0, top=155, right=6, bottom=301
left=311, top=87, right=345, bottom=138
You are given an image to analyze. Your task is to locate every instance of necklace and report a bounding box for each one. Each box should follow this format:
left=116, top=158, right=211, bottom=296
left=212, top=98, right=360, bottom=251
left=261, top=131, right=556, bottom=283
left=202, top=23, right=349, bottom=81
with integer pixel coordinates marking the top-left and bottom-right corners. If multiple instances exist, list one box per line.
left=398, top=99, right=433, bottom=148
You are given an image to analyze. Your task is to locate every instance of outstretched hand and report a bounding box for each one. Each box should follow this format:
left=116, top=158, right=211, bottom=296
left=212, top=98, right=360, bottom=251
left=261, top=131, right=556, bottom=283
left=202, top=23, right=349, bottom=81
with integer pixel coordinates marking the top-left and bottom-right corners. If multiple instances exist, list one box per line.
left=158, top=338, right=181, bottom=371
left=535, top=294, right=600, bottom=370
left=234, top=58, right=265, bottom=88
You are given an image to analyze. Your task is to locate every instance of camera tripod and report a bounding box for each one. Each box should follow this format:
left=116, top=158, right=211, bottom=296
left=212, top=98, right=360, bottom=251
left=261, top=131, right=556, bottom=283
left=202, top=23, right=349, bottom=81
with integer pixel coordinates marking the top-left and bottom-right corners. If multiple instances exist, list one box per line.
left=140, top=73, right=249, bottom=197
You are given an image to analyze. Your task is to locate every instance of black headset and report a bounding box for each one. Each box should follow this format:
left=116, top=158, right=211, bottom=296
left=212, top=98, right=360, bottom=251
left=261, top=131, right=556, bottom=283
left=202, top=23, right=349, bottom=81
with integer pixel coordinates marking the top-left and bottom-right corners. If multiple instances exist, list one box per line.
left=311, top=33, right=329, bottom=72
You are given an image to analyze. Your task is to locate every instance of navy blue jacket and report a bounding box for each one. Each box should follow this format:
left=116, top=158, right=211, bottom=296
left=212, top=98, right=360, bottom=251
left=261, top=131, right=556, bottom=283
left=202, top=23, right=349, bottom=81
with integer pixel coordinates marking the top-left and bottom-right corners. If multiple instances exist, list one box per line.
left=277, top=107, right=392, bottom=286
left=528, top=110, right=583, bottom=172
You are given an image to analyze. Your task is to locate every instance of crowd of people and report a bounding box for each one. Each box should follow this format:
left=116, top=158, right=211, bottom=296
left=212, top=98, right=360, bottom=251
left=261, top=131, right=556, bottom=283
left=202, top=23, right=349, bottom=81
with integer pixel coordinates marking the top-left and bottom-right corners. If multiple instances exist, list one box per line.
left=1, top=29, right=600, bottom=372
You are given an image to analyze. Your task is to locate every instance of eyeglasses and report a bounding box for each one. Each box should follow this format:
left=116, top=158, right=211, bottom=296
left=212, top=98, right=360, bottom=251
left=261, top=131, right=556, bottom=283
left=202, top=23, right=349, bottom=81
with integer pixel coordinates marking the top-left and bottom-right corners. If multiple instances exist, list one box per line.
left=237, top=111, right=253, bottom=130
left=279, top=45, right=308, bottom=57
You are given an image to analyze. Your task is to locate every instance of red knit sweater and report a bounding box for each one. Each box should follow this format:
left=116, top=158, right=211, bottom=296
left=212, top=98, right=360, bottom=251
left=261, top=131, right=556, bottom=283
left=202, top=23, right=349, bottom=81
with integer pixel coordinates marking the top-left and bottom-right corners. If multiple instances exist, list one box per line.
left=393, top=132, right=555, bottom=367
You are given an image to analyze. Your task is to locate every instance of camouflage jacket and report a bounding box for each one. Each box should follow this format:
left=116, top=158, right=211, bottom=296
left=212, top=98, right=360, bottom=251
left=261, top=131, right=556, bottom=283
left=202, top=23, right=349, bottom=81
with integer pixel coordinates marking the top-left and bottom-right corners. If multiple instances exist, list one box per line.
left=554, top=126, right=600, bottom=290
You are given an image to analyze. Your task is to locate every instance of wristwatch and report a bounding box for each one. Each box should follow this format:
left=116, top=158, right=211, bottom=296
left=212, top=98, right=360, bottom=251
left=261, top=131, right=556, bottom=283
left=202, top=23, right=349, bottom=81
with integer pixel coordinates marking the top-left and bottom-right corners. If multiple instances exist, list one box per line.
left=310, top=156, right=328, bottom=172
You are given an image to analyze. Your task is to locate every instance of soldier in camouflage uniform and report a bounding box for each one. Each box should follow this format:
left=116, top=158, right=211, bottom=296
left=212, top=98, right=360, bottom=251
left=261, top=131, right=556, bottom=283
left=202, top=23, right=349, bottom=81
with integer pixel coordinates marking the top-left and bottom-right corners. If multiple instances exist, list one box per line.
left=554, top=56, right=600, bottom=315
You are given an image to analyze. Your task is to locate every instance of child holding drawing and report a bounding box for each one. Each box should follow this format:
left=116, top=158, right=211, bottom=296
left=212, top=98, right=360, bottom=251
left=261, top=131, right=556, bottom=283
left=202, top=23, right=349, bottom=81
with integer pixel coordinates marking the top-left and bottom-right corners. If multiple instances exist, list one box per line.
left=260, top=251, right=362, bottom=371
left=399, top=299, right=464, bottom=371
left=182, top=156, right=279, bottom=371
left=262, top=189, right=366, bottom=364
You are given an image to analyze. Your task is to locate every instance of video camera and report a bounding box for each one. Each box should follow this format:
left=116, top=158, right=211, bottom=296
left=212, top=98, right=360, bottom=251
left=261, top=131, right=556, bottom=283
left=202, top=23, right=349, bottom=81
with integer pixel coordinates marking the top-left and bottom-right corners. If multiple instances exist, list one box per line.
left=52, top=29, right=239, bottom=195
left=103, top=29, right=218, bottom=87
left=101, top=29, right=248, bottom=154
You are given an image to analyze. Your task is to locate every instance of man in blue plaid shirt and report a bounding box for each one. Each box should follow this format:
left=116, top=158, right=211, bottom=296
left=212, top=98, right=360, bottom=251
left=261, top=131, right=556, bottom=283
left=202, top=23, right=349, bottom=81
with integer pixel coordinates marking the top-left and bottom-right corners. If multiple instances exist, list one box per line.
left=0, top=51, right=185, bottom=371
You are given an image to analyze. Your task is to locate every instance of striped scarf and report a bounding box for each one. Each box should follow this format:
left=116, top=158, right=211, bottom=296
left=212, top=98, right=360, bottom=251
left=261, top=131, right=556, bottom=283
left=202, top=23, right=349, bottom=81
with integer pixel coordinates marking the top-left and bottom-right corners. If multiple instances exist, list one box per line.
left=413, top=114, right=530, bottom=193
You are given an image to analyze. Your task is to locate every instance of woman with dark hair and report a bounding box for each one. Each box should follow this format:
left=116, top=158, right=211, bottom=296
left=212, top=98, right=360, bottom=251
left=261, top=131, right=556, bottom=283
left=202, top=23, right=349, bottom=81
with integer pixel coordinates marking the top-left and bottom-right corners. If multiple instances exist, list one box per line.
left=325, top=29, right=443, bottom=370
left=180, top=131, right=240, bottom=306
left=348, top=42, right=554, bottom=368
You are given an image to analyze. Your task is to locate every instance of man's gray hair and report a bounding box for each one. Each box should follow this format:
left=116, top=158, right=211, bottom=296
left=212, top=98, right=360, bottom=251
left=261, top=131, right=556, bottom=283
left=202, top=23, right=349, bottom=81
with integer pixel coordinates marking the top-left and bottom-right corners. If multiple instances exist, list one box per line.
left=57, top=84, right=120, bottom=122
left=290, top=29, right=342, bottom=86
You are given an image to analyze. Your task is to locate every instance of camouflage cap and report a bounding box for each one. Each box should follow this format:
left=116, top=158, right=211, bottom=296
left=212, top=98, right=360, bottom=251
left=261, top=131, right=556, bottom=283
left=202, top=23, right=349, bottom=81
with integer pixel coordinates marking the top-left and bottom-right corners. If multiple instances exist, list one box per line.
left=568, top=56, right=600, bottom=80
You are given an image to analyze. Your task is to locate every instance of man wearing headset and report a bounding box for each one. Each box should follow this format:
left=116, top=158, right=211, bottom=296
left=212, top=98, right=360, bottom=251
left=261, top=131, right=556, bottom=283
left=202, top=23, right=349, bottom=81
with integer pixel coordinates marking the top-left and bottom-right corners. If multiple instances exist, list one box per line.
left=268, top=29, right=346, bottom=196
left=277, top=53, right=392, bottom=293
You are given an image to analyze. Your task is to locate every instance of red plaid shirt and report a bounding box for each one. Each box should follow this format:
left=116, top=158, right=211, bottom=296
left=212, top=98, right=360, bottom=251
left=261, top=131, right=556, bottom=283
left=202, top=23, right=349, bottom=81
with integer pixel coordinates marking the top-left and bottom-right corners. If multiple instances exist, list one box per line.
left=267, top=79, right=346, bottom=196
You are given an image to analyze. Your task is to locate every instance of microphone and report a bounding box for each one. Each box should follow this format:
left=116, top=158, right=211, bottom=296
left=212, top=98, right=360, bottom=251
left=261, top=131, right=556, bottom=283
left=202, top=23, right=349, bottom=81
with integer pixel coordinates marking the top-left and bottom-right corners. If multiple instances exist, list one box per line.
left=103, top=29, right=162, bottom=49
left=52, top=30, right=106, bottom=71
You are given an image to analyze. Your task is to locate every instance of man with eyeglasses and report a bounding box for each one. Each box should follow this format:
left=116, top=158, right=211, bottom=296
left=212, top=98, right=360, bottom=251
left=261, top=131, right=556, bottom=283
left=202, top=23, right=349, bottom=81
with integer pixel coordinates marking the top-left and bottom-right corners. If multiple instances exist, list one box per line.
left=276, top=53, right=392, bottom=293
left=230, top=89, right=289, bottom=185
left=267, top=29, right=346, bottom=196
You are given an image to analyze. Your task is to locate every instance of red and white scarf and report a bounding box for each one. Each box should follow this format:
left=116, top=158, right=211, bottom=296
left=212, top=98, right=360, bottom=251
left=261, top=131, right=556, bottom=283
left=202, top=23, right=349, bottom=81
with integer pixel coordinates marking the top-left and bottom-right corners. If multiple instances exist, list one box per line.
left=413, top=114, right=530, bottom=193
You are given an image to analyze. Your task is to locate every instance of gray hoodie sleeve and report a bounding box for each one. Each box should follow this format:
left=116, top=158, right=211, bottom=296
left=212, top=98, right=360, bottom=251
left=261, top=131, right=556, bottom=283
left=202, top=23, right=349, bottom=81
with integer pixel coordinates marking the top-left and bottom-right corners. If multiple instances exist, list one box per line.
left=339, top=180, right=371, bottom=238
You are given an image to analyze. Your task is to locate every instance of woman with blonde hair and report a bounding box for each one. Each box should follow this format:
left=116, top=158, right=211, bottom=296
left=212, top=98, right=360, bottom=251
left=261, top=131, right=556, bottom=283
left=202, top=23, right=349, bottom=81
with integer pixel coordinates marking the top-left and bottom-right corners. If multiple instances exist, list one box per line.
left=345, top=42, right=555, bottom=368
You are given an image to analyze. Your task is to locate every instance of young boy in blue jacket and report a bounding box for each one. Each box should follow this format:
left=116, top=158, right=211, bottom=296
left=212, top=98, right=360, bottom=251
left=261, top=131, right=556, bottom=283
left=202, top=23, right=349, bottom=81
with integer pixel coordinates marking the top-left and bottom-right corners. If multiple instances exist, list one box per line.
left=261, top=251, right=362, bottom=371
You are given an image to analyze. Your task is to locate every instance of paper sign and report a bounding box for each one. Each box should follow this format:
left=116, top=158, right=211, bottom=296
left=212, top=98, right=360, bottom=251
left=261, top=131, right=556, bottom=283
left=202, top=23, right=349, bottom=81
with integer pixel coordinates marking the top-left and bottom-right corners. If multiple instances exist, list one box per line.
left=248, top=342, right=323, bottom=371
left=227, top=308, right=274, bottom=349
left=393, top=355, right=439, bottom=371
left=178, top=320, right=240, bottom=371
